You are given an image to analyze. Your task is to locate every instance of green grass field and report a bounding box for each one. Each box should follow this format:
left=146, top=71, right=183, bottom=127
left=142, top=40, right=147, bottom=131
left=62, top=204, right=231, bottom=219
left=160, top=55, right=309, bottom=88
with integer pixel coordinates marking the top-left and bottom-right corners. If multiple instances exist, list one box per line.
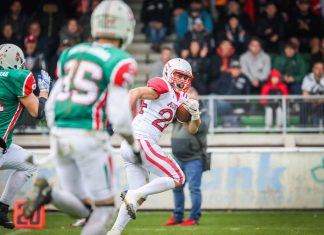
left=1, top=211, right=324, bottom=235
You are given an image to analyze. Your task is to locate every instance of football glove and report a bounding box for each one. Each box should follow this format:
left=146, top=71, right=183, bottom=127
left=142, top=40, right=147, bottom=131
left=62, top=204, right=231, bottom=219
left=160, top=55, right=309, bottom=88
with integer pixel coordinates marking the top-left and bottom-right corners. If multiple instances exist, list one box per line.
left=37, top=70, right=51, bottom=93
left=183, top=99, right=200, bottom=121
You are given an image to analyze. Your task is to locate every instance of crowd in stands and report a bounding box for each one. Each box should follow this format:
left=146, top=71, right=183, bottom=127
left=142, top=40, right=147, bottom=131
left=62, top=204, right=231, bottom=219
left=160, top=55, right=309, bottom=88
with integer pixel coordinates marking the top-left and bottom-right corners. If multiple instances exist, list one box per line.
left=1, top=0, right=324, bottom=128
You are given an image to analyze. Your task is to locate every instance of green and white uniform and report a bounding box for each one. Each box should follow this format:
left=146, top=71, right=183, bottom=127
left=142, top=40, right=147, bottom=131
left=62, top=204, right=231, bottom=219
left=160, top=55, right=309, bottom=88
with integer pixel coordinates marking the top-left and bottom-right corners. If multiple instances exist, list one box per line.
left=0, top=70, right=35, bottom=148
left=47, top=42, right=137, bottom=200
left=0, top=69, right=36, bottom=204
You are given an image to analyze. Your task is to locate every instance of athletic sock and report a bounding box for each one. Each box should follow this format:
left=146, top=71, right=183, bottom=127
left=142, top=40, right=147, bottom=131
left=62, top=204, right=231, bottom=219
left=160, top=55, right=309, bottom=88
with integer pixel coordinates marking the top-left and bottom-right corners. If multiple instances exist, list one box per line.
left=51, top=190, right=91, bottom=218
left=134, top=177, right=175, bottom=198
left=110, top=203, right=132, bottom=232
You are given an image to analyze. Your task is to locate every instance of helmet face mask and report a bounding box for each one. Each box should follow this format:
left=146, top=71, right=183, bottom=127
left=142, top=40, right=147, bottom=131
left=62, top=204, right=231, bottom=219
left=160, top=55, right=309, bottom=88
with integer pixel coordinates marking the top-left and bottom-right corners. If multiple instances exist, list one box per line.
left=163, top=58, right=193, bottom=93
left=91, top=0, right=135, bottom=49
left=0, top=44, right=25, bottom=70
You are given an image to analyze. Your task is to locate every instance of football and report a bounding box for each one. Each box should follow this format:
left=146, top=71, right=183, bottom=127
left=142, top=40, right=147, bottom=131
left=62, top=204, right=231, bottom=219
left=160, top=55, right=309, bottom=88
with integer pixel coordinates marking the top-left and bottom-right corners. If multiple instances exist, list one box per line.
left=176, top=103, right=191, bottom=123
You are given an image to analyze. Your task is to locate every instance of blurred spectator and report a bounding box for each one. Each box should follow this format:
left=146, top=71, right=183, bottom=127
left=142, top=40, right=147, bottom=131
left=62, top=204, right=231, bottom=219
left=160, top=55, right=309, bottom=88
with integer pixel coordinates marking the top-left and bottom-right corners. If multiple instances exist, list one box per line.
left=27, top=20, right=49, bottom=59
left=175, top=0, right=213, bottom=42
left=184, top=40, right=209, bottom=95
left=48, top=38, right=71, bottom=80
left=255, top=2, right=285, bottom=54
left=260, top=69, right=288, bottom=129
left=221, top=15, right=248, bottom=54
left=218, top=0, right=251, bottom=33
left=150, top=46, right=173, bottom=78
left=0, top=0, right=27, bottom=43
left=0, top=22, right=20, bottom=46
left=48, top=39, right=71, bottom=80
left=36, top=0, right=66, bottom=59
left=24, top=35, right=47, bottom=76
left=172, top=0, right=188, bottom=21
left=209, top=39, right=236, bottom=82
left=164, top=87, right=210, bottom=227
left=300, top=61, right=324, bottom=126
left=210, top=60, right=250, bottom=95
left=180, top=18, right=215, bottom=55
left=79, top=0, right=101, bottom=42
left=239, top=37, right=271, bottom=94
left=273, top=42, right=307, bottom=94
left=290, top=0, right=320, bottom=52
left=141, top=0, right=171, bottom=52
left=310, top=0, right=321, bottom=15
left=310, top=37, right=324, bottom=68
left=289, top=36, right=302, bottom=53
left=59, top=18, right=82, bottom=46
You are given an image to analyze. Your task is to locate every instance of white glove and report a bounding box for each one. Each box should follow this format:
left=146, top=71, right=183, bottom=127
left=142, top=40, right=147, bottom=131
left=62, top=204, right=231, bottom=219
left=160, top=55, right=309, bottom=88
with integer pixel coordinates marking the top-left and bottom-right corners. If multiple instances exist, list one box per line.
left=37, top=70, right=51, bottom=93
left=183, top=99, right=200, bottom=121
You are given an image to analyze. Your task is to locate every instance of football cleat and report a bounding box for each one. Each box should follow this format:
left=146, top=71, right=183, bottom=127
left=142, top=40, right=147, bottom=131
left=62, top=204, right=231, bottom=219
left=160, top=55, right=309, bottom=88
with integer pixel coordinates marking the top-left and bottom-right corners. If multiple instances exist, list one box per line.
left=0, top=202, right=14, bottom=229
left=120, top=190, right=139, bottom=220
left=23, top=177, right=52, bottom=218
left=70, top=218, right=87, bottom=227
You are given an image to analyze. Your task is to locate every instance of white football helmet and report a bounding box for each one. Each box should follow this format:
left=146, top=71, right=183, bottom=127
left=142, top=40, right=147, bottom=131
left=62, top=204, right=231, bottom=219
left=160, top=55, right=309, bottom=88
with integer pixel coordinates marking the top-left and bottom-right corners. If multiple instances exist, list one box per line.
left=91, top=0, right=135, bottom=49
left=0, top=44, right=25, bottom=70
left=162, top=58, right=193, bottom=93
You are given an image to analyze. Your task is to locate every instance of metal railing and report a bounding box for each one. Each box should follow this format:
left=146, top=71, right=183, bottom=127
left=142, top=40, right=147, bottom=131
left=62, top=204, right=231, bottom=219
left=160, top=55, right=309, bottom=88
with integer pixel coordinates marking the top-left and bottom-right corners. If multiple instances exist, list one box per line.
left=200, top=95, right=324, bottom=134
left=14, top=95, right=324, bottom=134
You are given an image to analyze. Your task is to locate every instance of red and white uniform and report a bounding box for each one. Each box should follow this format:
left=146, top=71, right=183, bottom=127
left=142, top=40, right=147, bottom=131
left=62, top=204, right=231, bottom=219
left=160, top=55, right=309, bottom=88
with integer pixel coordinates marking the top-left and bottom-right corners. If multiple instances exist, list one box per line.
left=133, top=77, right=188, bottom=142
left=121, top=77, right=188, bottom=186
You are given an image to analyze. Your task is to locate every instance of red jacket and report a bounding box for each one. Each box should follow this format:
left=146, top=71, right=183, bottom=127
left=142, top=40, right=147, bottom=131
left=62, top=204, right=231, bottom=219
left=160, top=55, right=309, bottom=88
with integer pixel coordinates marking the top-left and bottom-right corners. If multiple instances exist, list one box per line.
left=260, top=69, right=288, bottom=105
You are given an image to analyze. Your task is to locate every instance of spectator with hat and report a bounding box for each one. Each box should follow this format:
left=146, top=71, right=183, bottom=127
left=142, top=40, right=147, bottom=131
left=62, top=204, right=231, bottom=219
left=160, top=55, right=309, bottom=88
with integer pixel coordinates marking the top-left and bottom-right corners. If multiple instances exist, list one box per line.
left=24, top=34, right=47, bottom=76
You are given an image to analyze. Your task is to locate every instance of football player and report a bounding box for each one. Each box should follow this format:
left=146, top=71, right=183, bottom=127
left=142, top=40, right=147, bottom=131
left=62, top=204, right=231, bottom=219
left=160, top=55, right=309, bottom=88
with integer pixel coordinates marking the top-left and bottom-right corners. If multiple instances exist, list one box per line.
left=0, top=44, right=50, bottom=229
left=108, top=58, right=201, bottom=235
left=23, top=1, right=140, bottom=235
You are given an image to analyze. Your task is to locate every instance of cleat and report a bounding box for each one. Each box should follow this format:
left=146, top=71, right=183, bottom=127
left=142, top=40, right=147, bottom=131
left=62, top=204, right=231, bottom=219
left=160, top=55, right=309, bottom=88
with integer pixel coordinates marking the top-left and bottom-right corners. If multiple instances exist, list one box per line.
left=0, top=202, right=14, bottom=229
left=162, top=215, right=181, bottom=226
left=70, top=218, right=87, bottom=227
left=23, top=177, right=52, bottom=218
left=179, top=218, right=199, bottom=226
left=120, top=190, right=139, bottom=220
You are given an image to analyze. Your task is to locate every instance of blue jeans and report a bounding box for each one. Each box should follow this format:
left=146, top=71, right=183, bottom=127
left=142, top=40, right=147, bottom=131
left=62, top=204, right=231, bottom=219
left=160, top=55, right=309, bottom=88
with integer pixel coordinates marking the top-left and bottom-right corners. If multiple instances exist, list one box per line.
left=173, top=159, right=203, bottom=222
left=146, top=26, right=167, bottom=44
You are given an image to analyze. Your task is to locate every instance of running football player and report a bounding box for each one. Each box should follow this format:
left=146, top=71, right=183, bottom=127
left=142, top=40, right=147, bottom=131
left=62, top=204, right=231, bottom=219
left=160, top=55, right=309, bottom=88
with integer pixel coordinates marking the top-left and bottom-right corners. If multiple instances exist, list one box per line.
left=108, top=58, right=201, bottom=235
left=0, top=43, right=50, bottom=229
left=23, top=1, right=140, bottom=235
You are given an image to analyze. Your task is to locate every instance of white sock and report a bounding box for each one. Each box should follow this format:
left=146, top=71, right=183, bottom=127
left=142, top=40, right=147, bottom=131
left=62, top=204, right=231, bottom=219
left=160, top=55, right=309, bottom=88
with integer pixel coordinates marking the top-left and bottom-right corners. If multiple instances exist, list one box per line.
left=110, top=203, right=132, bottom=232
left=134, top=177, right=175, bottom=198
left=81, top=206, right=115, bottom=235
left=0, top=171, right=29, bottom=204
left=51, top=190, right=91, bottom=218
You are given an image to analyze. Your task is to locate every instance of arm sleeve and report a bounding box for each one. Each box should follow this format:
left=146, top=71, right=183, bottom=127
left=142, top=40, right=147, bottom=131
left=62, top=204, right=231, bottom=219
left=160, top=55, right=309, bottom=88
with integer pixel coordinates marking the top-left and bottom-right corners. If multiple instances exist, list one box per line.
left=13, top=71, right=36, bottom=97
left=45, top=78, right=63, bottom=128
left=261, top=55, right=271, bottom=81
left=110, top=58, right=138, bottom=88
left=301, top=75, right=311, bottom=92
left=107, top=84, right=133, bottom=135
left=147, top=78, right=169, bottom=98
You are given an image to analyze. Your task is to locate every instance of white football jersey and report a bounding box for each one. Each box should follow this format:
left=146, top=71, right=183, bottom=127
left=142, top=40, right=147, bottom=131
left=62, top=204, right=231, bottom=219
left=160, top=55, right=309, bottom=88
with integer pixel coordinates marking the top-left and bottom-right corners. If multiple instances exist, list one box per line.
left=132, top=77, right=188, bottom=142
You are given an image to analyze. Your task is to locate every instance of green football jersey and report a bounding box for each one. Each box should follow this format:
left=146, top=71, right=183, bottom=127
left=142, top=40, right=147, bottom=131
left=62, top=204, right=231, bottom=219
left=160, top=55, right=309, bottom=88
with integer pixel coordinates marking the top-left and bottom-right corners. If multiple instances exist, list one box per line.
left=0, top=69, right=36, bottom=148
left=54, top=42, right=137, bottom=130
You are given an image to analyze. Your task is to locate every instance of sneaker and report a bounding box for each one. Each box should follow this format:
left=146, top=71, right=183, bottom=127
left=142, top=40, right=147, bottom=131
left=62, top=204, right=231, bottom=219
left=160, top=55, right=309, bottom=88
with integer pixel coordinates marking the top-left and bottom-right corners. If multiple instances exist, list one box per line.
left=70, top=218, right=87, bottom=227
left=23, top=177, right=52, bottom=218
left=180, top=218, right=199, bottom=226
left=0, top=202, right=14, bottom=229
left=120, top=190, right=139, bottom=220
left=162, top=215, right=181, bottom=226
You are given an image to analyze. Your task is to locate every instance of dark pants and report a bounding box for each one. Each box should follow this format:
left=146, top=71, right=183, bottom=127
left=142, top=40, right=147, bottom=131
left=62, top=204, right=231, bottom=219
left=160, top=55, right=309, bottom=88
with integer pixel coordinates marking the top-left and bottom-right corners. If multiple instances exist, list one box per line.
left=173, top=159, right=203, bottom=223
left=300, top=102, right=324, bottom=126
